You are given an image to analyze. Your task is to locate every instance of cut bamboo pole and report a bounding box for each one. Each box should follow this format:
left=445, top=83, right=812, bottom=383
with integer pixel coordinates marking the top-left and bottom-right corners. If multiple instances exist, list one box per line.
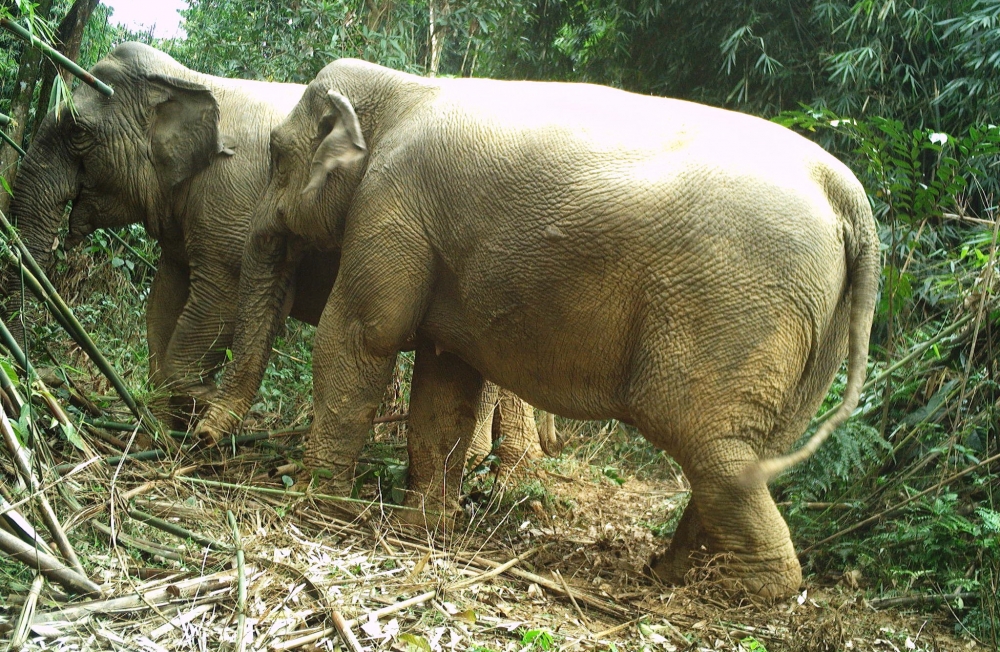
left=0, top=126, right=26, bottom=157
left=228, top=510, right=248, bottom=652
left=129, top=509, right=230, bottom=552
left=0, top=524, right=101, bottom=596
left=0, top=18, right=114, bottom=96
left=0, top=210, right=158, bottom=431
left=9, top=574, right=44, bottom=648
left=1, top=404, right=87, bottom=576
left=33, top=571, right=236, bottom=623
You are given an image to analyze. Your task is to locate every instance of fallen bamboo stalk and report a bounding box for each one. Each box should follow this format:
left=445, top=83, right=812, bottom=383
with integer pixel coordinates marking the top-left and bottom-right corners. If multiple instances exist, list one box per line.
left=149, top=602, right=216, bottom=640
left=54, top=449, right=168, bottom=475
left=272, top=591, right=439, bottom=651
left=170, top=476, right=421, bottom=514
left=0, top=210, right=157, bottom=430
left=554, top=569, right=590, bottom=627
left=1, top=495, right=53, bottom=553
left=129, top=508, right=230, bottom=551
left=869, top=591, right=977, bottom=610
left=446, top=544, right=544, bottom=591
left=34, top=571, right=236, bottom=623
left=0, top=314, right=88, bottom=451
left=0, top=524, right=102, bottom=596
left=1, top=403, right=87, bottom=576
left=9, top=574, right=45, bottom=648
left=274, top=547, right=546, bottom=651
left=332, top=611, right=364, bottom=652
left=454, top=552, right=630, bottom=619
left=228, top=510, right=248, bottom=652
left=91, top=521, right=186, bottom=562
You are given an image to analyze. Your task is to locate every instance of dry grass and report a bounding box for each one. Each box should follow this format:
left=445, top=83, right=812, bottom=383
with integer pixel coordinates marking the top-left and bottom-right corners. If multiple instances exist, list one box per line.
left=0, top=414, right=976, bottom=652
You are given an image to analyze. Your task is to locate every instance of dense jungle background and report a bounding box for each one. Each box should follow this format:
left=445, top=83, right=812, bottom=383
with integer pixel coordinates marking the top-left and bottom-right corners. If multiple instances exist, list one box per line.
left=0, top=1, right=998, bottom=650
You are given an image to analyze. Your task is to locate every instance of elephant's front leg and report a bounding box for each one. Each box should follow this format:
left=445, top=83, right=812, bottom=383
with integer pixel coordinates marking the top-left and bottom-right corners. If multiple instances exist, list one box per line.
left=307, top=286, right=416, bottom=496
left=161, top=271, right=240, bottom=426
left=403, top=343, right=484, bottom=524
left=146, top=258, right=190, bottom=426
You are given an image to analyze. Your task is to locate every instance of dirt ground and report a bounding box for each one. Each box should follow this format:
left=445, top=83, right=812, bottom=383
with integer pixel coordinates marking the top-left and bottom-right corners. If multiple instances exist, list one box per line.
left=0, top=419, right=980, bottom=652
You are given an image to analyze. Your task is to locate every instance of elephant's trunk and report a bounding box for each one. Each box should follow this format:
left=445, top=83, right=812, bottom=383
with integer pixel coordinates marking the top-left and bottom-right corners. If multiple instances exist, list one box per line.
left=1, top=118, right=79, bottom=349
left=195, top=195, right=301, bottom=443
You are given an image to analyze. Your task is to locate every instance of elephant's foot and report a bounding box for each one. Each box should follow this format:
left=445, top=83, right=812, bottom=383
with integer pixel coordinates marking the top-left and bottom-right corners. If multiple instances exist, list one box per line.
left=193, top=401, right=247, bottom=448
left=393, top=490, right=461, bottom=531
left=648, top=541, right=801, bottom=600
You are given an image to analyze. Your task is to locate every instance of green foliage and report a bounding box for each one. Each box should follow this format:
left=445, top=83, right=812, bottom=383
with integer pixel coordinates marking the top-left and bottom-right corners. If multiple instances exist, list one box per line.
left=780, top=422, right=892, bottom=502
left=520, top=628, right=554, bottom=651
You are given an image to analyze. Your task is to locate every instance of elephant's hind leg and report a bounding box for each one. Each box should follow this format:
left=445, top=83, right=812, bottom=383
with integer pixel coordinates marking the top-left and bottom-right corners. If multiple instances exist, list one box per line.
left=401, top=343, right=484, bottom=526
left=648, top=442, right=801, bottom=599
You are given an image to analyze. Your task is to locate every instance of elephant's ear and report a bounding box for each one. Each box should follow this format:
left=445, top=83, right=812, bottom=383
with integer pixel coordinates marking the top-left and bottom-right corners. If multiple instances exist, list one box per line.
left=145, top=73, right=226, bottom=189
left=302, top=90, right=367, bottom=198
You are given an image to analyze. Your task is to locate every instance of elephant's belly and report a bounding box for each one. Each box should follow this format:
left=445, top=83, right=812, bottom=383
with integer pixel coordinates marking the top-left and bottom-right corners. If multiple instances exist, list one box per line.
left=418, top=275, right=637, bottom=422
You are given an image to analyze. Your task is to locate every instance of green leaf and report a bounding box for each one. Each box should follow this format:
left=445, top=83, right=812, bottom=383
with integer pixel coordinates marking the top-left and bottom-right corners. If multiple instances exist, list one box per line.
left=399, top=633, right=432, bottom=652
left=61, top=421, right=86, bottom=452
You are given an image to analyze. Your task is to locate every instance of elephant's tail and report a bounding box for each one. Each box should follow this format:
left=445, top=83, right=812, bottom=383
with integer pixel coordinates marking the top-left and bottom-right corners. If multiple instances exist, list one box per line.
left=741, top=179, right=880, bottom=486
left=538, top=411, right=564, bottom=456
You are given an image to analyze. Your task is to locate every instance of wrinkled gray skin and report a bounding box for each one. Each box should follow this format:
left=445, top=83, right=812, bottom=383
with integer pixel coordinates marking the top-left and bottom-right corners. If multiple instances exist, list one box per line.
left=197, top=59, right=880, bottom=599
left=3, top=42, right=541, bottom=464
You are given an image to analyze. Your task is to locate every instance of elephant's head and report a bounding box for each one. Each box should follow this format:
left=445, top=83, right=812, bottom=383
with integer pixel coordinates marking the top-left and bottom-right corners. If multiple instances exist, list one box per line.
left=195, top=64, right=376, bottom=442
left=5, top=42, right=228, bottom=304
left=260, top=81, right=369, bottom=244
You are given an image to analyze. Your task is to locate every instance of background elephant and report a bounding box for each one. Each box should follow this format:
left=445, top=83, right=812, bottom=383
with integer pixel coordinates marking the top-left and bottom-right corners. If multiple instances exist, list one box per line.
left=197, top=58, right=879, bottom=600
left=2, top=42, right=541, bottom=466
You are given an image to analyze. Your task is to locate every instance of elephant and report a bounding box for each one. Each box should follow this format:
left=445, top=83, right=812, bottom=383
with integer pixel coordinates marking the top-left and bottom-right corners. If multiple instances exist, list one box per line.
left=195, top=57, right=880, bottom=600
left=1, top=42, right=543, bottom=467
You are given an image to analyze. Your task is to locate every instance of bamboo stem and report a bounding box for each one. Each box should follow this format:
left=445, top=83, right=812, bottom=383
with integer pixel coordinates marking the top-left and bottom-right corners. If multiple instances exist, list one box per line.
left=1, top=404, right=87, bottom=576
left=0, top=18, right=114, bottom=96
left=106, top=229, right=156, bottom=271
left=170, top=476, right=421, bottom=513
left=332, top=611, right=364, bottom=652
left=228, top=510, right=248, bottom=652
left=9, top=574, right=45, bottom=648
left=91, top=520, right=186, bottom=562
left=0, top=127, right=26, bottom=157
left=0, top=210, right=157, bottom=431
left=34, top=571, right=236, bottom=623
left=0, top=523, right=101, bottom=596
left=0, top=495, right=52, bottom=553
left=129, top=509, right=229, bottom=552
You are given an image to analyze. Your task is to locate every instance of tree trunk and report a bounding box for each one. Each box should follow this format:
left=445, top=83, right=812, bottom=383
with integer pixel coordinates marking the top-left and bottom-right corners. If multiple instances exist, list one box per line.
left=0, top=0, right=55, bottom=214
left=33, top=0, right=100, bottom=132
left=428, top=0, right=450, bottom=76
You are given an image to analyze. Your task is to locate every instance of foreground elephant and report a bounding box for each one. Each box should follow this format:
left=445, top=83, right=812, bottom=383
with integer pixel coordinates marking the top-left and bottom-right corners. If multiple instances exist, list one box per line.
left=2, top=43, right=541, bottom=464
left=197, top=58, right=879, bottom=599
